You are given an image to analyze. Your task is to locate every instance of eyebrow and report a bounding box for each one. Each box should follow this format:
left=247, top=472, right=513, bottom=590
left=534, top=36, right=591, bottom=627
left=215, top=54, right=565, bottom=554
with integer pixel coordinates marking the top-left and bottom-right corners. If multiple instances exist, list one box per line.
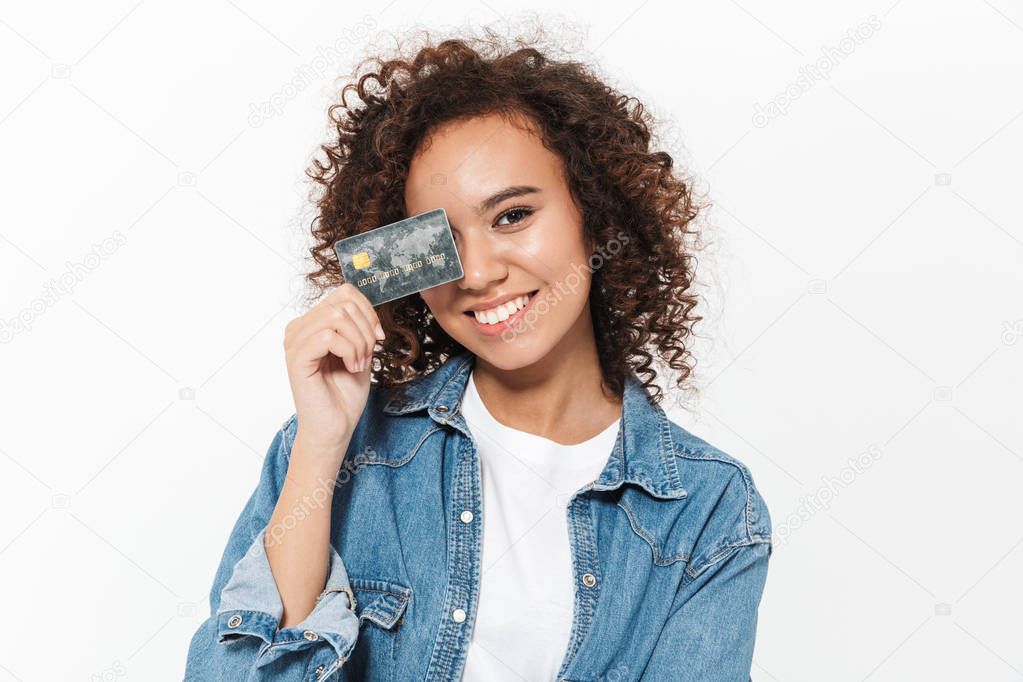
left=475, top=185, right=541, bottom=216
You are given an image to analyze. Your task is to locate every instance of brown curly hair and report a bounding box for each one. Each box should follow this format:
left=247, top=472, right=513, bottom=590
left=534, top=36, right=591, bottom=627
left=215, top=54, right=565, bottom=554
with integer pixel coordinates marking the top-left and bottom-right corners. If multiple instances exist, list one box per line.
left=303, top=23, right=708, bottom=406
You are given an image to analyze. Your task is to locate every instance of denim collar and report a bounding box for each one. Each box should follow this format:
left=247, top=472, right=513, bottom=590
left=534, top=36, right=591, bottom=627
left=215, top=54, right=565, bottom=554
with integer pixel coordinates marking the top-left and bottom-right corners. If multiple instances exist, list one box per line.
left=382, top=350, right=688, bottom=500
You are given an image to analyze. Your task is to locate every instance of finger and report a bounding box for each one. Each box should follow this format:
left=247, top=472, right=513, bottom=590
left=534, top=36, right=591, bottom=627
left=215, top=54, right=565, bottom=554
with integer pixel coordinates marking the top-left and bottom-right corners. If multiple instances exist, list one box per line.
left=325, top=300, right=370, bottom=370
left=287, top=326, right=356, bottom=375
left=288, top=283, right=363, bottom=343
left=326, top=333, right=366, bottom=374
left=337, top=300, right=377, bottom=369
left=333, top=284, right=385, bottom=340
left=297, top=299, right=366, bottom=357
left=313, top=328, right=360, bottom=374
left=352, top=293, right=385, bottom=341
left=339, top=300, right=381, bottom=366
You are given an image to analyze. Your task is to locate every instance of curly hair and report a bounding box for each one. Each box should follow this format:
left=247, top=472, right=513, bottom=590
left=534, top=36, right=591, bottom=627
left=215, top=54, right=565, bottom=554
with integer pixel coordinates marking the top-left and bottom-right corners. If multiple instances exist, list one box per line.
left=303, top=23, right=708, bottom=406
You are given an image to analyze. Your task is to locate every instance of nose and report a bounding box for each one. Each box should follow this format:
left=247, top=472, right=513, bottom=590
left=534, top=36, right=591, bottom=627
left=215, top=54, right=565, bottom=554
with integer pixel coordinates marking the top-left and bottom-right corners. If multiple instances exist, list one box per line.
left=456, top=229, right=508, bottom=291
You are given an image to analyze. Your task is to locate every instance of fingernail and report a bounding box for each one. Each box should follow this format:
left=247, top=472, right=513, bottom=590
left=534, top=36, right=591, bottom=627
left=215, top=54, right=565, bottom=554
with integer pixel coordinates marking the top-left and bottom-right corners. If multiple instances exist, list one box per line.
left=375, top=323, right=385, bottom=340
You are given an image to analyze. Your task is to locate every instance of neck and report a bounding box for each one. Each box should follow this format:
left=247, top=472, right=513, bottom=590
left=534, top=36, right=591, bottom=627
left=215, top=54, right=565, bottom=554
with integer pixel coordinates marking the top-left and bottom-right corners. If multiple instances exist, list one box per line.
left=470, top=306, right=623, bottom=445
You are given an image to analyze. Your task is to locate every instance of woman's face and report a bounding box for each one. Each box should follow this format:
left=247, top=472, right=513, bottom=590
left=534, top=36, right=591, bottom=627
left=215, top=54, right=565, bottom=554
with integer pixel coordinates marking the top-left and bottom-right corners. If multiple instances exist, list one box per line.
left=404, top=112, right=594, bottom=371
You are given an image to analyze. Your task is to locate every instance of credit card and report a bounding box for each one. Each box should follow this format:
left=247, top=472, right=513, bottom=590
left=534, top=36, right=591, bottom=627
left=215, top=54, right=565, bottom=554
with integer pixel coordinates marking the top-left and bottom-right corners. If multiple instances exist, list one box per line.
left=332, top=208, right=464, bottom=306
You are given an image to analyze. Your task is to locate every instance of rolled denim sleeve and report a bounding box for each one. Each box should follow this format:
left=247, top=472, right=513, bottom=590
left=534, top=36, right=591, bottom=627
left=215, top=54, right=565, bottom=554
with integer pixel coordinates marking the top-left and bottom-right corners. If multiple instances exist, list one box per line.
left=184, top=415, right=360, bottom=681
left=641, top=539, right=772, bottom=681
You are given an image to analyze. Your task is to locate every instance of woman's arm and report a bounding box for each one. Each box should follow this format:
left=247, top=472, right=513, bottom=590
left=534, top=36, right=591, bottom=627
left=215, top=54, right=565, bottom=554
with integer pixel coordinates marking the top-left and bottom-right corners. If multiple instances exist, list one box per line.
left=185, top=284, right=382, bottom=679
left=264, top=431, right=353, bottom=628
left=183, top=416, right=361, bottom=681
left=265, top=282, right=382, bottom=628
left=640, top=540, right=772, bottom=681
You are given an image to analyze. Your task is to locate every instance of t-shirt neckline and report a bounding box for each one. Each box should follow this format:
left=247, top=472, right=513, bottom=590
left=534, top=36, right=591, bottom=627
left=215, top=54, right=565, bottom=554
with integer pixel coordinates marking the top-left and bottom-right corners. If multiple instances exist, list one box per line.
left=464, top=369, right=621, bottom=450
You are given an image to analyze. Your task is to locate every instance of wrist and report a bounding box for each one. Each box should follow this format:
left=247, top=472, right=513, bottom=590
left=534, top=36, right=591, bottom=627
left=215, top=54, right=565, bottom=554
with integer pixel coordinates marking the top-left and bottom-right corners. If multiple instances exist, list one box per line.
left=292, top=431, right=350, bottom=473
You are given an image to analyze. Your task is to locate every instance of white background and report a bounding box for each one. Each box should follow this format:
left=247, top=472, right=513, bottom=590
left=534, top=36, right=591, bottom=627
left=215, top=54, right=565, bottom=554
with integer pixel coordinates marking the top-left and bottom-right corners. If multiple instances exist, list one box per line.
left=1, top=1, right=1021, bottom=680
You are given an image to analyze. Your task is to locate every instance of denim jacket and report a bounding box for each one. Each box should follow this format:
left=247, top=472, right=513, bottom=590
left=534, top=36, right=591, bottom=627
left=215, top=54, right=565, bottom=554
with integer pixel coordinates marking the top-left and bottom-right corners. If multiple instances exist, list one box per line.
left=183, top=350, right=773, bottom=681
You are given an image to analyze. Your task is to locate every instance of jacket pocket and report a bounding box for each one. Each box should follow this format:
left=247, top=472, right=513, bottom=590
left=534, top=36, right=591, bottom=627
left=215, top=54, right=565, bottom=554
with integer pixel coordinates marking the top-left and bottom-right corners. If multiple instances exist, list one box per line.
left=337, top=576, right=412, bottom=682
left=349, top=576, right=412, bottom=629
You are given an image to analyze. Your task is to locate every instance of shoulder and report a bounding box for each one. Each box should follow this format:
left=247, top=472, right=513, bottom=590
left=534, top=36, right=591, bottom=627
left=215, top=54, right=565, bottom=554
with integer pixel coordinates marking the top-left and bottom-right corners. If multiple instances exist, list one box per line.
left=257, top=413, right=300, bottom=481
left=665, top=419, right=773, bottom=571
left=278, top=412, right=299, bottom=441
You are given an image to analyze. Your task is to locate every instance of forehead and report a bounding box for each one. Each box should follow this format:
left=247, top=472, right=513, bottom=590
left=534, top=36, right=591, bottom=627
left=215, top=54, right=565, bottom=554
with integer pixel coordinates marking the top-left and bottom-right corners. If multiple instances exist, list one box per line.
left=404, top=112, right=564, bottom=212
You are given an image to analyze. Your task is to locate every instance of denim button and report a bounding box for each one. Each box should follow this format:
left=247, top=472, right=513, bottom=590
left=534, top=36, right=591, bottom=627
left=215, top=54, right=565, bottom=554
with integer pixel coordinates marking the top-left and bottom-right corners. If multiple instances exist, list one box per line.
left=436, top=405, right=449, bottom=413
left=581, top=572, right=596, bottom=587
left=227, top=614, right=243, bottom=628
left=460, top=510, right=473, bottom=523
left=303, top=630, right=319, bottom=641
left=452, top=608, right=466, bottom=622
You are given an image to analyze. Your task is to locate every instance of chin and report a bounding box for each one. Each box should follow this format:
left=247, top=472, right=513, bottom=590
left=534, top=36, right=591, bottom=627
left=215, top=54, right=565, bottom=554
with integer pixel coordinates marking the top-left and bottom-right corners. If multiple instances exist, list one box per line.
left=470, top=342, right=547, bottom=371
left=439, top=318, right=553, bottom=371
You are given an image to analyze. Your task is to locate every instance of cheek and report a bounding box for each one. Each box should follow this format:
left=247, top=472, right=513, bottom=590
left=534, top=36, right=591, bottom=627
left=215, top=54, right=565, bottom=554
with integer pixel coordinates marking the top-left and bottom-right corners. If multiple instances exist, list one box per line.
left=515, top=232, right=589, bottom=282
left=524, top=212, right=587, bottom=262
left=419, top=285, right=453, bottom=315
left=525, top=234, right=591, bottom=287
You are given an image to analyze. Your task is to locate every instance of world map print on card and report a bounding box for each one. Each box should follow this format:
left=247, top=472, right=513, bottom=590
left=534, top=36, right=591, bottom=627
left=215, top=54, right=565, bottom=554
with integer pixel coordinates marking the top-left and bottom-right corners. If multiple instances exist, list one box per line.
left=333, top=208, right=464, bottom=306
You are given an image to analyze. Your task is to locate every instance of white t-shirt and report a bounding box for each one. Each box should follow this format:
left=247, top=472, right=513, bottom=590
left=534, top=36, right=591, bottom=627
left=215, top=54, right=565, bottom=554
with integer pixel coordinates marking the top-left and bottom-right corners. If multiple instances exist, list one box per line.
left=458, top=370, right=621, bottom=681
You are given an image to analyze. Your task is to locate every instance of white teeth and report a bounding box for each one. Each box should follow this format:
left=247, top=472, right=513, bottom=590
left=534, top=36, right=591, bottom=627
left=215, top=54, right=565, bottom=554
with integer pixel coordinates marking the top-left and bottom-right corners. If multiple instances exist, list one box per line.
left=473, top=293, right=532, bottom=324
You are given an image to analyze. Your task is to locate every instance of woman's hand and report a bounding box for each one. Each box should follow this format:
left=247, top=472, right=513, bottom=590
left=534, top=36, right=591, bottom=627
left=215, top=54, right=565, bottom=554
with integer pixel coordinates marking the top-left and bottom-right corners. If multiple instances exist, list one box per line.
left=283, top=283, right=385, bottom=466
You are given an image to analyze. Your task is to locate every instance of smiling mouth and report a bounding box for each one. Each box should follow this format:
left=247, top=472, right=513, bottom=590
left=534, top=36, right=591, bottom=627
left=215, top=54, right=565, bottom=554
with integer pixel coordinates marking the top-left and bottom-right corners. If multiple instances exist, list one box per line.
left=463, top=289, right=540, bottom=325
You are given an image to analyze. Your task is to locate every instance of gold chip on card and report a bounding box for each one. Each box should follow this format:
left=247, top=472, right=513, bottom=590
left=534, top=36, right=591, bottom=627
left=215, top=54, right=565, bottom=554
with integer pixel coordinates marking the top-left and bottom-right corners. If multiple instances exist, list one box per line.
left=352, top=252, right=371, bottom=269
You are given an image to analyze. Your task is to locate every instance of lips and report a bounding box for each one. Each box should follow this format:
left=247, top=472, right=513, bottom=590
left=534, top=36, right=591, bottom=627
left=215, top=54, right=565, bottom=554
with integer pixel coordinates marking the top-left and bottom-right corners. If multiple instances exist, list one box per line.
left=463, top=289, right=540, bottom=328
left=464, top=290, right=538, bottom=324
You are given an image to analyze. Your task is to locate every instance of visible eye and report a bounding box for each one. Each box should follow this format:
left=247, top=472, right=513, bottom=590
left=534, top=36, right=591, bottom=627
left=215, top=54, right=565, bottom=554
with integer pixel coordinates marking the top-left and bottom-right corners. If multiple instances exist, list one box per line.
left=494, top=207, right=533, bottom=227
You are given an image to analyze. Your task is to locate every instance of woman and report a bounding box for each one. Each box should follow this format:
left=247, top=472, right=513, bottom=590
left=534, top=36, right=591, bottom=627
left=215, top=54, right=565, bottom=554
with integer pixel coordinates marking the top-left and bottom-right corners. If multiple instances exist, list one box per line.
left=185, top=29, right=772, bottom=682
